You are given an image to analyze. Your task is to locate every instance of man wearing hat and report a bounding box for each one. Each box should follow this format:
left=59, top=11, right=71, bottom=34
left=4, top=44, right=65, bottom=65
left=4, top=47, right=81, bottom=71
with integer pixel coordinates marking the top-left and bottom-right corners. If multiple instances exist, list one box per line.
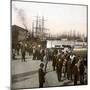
left=56, top=56, right=63, bottom=82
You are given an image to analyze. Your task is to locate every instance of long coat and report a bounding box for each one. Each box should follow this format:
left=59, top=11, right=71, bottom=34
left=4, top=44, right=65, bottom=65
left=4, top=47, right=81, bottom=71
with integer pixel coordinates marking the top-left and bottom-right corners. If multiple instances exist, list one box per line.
left=56, top=59, right=63, bottom=72
left=73, top=64, right=79, bottom=84
left=79, top=61, right=85, bottom=75
left=38, top=68, right=45, bottom=84
left=52, top=55, right=57, bottom=66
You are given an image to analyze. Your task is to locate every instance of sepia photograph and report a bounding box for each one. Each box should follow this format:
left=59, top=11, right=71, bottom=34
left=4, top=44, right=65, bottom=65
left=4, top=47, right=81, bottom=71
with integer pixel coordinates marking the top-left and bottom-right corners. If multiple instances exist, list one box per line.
left=11, top=0, right=88, bottom=89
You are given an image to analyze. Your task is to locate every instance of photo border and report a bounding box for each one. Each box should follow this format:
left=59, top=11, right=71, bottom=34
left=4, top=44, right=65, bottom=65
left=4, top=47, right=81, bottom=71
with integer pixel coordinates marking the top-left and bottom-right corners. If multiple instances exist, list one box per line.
left=11, top=0, right=88, bottom=89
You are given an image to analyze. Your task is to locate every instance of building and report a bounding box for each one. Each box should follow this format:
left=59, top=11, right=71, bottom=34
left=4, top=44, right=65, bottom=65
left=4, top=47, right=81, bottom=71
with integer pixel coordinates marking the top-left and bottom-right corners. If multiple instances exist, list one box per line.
left=12, top=25, right=28, bottom=48
left=46, top=39, right=87, bottom=49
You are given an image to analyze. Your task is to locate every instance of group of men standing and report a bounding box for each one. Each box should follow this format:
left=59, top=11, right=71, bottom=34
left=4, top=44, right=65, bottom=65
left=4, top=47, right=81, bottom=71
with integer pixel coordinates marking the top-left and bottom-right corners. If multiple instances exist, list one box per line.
left=38, top=48, right=86, bottom=88
left=12, top=43, right=27, bottom=62
left=12, top=43, right=86, bottom=88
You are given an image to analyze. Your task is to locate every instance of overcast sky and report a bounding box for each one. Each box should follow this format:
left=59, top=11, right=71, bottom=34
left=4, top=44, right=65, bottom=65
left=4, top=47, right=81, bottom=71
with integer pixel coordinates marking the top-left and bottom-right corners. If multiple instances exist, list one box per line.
left=12, top=1, right=87, bottom=36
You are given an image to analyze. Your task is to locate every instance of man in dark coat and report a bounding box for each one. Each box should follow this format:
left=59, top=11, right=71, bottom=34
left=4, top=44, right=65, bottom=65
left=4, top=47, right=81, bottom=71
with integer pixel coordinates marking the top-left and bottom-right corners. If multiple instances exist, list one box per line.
left=56, top=56, right=63, bottom=81
left=38, top=63, right=45, bottom=88
left=43, top=53, right=49, bottom=73
left=70, top=56, right=77, bottom=80
left=37, top=48, right=40, bottom=60
left=79, top=60, right=85, bottom=84
left=21, top=46, right=26, bottom=62
left=67, top=59, right=71, bottom=80
left=73, top=63, right=79, bottom=85
left=16, top=43, right=20, bottom=55
left=52, top=54, right=57, bottom=71
left=33, top=47, right=36, bottom=60
left=40, top=49, right=45, bottom=61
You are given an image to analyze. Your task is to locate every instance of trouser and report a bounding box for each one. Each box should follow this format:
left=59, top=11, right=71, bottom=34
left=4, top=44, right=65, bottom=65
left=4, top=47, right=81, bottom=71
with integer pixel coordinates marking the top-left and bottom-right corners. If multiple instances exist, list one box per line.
left=12, top=54, right=16, bottom=60
left=33, top=53, right=36, bottom=60
left=80, top=74, right=84, bottom=84
left=17, top=49, right=19, bottom=55
left=53, top=65, right=56, bottom=71
left=44, top=62, right=48, bottom=72
left=57, top=70, right=62, bottom=81
left=62, top=66, right=66, bottom=77
left=39, top=82, right=44, bottom=88
left=22, top=54, right=25, bottom=62
left=41, top=56, right=44, bottom=61
left=22, top=57, right=25, bottom=62
left=74, top=75, right=78, bottom=85
left=28, top=51, right=31, bottom=56
left=37, top=53, right=40, bottom=60
left=67, top=72, right=70, bottom=80
left=70, top=69, right=73, bottom=80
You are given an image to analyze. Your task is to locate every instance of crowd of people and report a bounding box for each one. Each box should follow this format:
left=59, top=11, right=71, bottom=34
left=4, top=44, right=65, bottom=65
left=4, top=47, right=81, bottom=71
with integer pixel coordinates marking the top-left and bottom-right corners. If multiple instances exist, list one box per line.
left=12, top=42, right=87, bottom=88
left=38, top=48, right=87, bottom=87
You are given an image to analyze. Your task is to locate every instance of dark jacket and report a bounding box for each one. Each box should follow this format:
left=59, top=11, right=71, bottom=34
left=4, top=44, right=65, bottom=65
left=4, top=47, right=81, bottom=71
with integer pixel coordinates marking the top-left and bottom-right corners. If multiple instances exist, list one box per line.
left=38, top=68, right=45, bottom=83
left=52, top=55, right=57, bottom=66
left=67, top=60, right=71, bottom=73
left=73, top=65, right=78, bottom=74
left=79, top=61, right=85, bottom=75
left=56, top=59, right=63, bottom=71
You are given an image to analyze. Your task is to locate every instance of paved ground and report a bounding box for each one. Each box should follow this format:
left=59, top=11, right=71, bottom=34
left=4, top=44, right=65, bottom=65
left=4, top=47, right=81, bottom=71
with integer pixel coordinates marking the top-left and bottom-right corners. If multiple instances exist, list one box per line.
left=11, top=54, right=87, bottom=89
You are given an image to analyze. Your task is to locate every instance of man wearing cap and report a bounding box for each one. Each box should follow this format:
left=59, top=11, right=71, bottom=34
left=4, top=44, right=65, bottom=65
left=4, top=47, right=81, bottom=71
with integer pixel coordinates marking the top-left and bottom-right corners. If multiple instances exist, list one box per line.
left=38, top=63, right=45, bottom=88
left=56, top=56, right=63, bottom=81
